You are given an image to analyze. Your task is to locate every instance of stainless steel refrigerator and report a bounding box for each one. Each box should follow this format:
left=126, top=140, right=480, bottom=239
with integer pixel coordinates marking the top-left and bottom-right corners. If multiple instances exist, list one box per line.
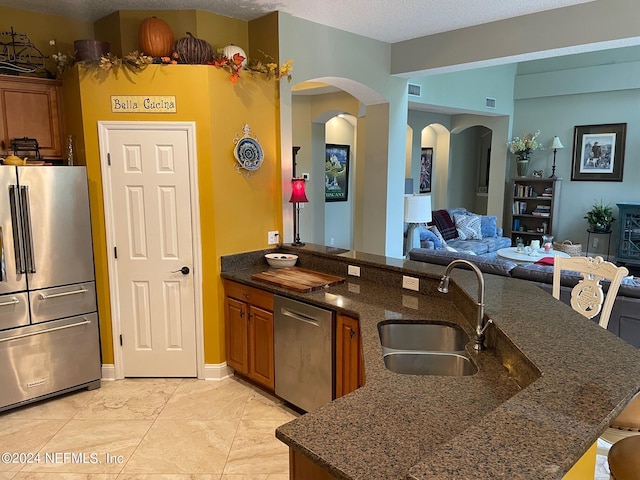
left=0, top=165, right=100, bottom=412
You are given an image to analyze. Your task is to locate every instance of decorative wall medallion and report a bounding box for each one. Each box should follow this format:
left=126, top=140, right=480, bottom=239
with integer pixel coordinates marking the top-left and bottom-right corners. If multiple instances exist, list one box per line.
left=233, top=124, right=264, bottom=177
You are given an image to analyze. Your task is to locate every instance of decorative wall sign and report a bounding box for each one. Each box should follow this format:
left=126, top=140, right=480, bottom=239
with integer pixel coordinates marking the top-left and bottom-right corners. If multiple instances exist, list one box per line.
left=233, top=124, right=264, bottom=177
left=110, top=95, right=177, bottom=113
left=571, top=123, right=626, bottom=181
left=325, top=144, right=350, bottom=202
left=0, top=27, right=48, bottom=76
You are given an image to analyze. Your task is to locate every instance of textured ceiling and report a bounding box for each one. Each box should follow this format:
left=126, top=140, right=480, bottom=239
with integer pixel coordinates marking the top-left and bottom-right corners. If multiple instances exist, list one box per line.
left=0, top=0, right=593, bottom=43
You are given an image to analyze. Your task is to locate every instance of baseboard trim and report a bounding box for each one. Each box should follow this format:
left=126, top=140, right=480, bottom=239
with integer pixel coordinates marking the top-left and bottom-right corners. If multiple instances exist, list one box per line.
left=101, top=363, right=232, bottom=381
left=203, top=363, right=234, bottom=381
left=101, top=364, right=116, bottom=381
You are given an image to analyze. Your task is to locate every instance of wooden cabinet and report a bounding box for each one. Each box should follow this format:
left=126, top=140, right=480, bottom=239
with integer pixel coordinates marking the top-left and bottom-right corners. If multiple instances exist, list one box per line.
left=0, top=75, right=65, bottom=158
left=615, top=202, right=640, bottom=267
left=335, top=314, right=364, bottom=398
left=223, top=280, right=274, bottom=391
left=507, top=177, right=562, bottom=244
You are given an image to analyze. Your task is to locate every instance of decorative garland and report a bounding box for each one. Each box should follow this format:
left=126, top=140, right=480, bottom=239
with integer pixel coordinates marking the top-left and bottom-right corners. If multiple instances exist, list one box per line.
left=69, top=49, right=292, bottom=84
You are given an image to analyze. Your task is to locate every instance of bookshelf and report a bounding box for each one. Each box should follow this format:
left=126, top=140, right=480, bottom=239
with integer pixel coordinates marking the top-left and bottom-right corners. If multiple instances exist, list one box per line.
left=507, top=178, right=562, bottom=244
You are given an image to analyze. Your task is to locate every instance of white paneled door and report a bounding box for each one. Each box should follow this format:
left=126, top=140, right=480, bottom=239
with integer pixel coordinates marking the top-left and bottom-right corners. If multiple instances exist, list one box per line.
left=103, top=125, right=197, bottom=377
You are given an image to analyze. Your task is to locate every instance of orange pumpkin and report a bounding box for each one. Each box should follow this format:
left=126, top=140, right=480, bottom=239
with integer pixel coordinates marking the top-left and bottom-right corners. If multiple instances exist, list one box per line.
left=138, top=17, right=174, bottom=57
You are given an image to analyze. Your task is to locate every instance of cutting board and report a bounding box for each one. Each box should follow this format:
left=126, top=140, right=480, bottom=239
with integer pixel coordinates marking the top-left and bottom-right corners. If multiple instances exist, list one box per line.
left=251, top=267, right=345, bottom=292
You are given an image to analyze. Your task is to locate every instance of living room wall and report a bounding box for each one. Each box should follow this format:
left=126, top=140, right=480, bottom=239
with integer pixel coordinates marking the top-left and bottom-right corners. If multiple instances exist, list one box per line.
left=511, top=54, right=640, bottom=257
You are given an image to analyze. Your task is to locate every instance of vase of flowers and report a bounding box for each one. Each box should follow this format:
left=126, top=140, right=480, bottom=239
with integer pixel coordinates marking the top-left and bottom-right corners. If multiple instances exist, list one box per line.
left=508, top=130, right=540, bottom=177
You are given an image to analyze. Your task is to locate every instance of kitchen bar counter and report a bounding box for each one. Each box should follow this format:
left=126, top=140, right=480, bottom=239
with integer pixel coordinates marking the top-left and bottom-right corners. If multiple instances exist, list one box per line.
left=221, top=246, right=640, bottom=480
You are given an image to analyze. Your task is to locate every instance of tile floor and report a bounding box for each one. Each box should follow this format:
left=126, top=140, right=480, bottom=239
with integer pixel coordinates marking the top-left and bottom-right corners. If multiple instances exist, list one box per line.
left=0, top=377, right=613, bottom=480
left=0, top=377, right=298, bottom=479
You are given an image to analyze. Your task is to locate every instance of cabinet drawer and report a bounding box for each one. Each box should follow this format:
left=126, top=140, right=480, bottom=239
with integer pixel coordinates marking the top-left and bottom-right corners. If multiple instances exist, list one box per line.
left=30, top=282, right=97, bottom=324
left=223, top=280, right=273, bottom=311
left=0, top=292, right=29, bottom=330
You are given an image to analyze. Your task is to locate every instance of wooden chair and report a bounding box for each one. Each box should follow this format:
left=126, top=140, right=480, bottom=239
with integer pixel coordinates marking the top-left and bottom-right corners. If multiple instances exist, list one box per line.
left=552, top=255, right=628, bottom=329
left=552, top=255, right=640, bottom=446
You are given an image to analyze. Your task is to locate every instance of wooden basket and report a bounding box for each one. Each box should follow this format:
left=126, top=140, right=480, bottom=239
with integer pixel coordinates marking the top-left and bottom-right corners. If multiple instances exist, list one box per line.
left=553, top=240, right=582, bottom=256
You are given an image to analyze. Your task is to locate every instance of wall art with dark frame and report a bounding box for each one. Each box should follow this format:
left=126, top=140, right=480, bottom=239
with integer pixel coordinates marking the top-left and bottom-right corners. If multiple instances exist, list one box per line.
left=420, top=147, right=433, bottom=193
left=571, top=123, right=626, bottom=181
left=325, top=144, right=350, bottom=202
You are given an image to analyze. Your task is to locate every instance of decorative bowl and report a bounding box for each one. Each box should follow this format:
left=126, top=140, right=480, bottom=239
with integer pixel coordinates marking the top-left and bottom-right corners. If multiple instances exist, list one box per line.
left=265, top=253, right=298, bottom=268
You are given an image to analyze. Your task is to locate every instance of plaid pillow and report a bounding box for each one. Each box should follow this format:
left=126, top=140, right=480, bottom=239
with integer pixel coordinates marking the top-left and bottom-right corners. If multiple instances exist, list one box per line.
left=429, top=209, right=457, bottom=241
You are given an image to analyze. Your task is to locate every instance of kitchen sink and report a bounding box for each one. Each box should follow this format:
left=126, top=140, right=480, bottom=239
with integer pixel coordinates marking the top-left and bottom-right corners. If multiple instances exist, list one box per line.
left=378, top=321, right=477, bottom=377
left=383, top=352, right=477, bottom=376
left=378, top=321, right=469, bottom=352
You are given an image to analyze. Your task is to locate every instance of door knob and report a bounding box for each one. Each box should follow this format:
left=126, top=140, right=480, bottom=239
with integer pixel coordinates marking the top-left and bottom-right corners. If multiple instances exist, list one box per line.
left=172, top=266, right=190, bottom=275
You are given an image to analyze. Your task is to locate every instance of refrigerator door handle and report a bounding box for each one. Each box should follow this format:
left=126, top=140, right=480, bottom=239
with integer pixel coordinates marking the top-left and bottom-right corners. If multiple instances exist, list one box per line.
left=8, top=185, right=25, bottom=274
left=0, top=227, right=5, bottom=282
left=19, top=186, right=36, bottom=274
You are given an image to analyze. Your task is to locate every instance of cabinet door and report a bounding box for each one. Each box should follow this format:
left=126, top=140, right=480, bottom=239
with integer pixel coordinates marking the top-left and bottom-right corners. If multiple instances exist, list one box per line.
left=335, top=314, right=362, bottom=398
left=224, top=296, right=248, bottom=374
left=248, top=305, right=275, bottom=390
left=0, top=76, right=64, bottom=158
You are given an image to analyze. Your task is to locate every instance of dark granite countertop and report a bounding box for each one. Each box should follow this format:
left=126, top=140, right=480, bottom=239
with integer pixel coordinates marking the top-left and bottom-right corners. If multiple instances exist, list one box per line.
left=221, top=245, right=640, bottom=480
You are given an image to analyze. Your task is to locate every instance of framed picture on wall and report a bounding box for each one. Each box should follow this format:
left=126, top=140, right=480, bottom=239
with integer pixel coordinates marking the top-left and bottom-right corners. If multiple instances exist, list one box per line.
left=325, top=144, right=350, bottom=202
left=571, top=123, right=626, bottom=181
left=420, top=147, right=433, bottom=193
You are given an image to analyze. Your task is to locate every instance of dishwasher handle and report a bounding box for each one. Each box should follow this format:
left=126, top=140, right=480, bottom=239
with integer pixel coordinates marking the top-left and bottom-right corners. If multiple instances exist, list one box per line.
left=280, top=308, right=320, bottom=327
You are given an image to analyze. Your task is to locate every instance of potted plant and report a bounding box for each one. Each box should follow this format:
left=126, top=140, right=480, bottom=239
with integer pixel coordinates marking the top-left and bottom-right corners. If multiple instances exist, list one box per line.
left=584, top=199, right=615, bottom=232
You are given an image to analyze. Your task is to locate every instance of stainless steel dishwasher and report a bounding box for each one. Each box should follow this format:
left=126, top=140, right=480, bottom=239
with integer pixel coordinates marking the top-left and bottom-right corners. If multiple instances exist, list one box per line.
left=274, top=295, right=334, bottom=412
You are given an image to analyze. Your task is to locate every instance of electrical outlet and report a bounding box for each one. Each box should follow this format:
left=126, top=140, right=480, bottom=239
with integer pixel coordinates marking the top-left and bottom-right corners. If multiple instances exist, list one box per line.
left=402, top=275, right=419, bottom=291
left=348, top=265, right=361, bottom=277
left=592, top=237, right=599, bottom=248
left=267, top=231, right=279, bottom=245
left=302, top=172, right=310, bottom=180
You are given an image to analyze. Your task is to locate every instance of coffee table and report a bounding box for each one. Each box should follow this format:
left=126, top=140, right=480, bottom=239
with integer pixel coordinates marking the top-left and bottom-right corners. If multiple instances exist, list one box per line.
left=497, top=247, right=570, bottom=263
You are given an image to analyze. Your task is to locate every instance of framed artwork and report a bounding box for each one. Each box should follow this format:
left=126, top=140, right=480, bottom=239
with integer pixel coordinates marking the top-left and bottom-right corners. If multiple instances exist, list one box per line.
left=325, top=144, right=350, bottom=202
left=571, top=123, right=626, bottom=181
left=419, top=147, right=433, bottom=193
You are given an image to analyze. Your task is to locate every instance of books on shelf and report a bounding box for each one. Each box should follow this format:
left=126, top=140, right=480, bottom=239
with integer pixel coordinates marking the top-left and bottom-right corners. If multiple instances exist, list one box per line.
left=532, top=204, right=551, bottom=216
left=514, top=184, right=537, bottom=197
left=512, top=201, right=528, bottom=214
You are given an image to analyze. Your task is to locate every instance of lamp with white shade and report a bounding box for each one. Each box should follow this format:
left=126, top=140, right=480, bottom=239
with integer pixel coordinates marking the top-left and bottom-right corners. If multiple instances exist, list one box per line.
left=549, top=136, right=564, bottom=178
left=404, top=194, right=432, bottom=255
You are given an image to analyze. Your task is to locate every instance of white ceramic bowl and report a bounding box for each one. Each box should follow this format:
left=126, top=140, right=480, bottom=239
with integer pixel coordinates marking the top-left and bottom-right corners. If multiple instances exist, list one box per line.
left=265, top=253, right=298, bottom=268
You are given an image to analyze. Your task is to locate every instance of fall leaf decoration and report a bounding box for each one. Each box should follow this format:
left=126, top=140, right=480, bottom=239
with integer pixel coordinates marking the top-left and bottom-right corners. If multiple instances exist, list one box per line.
left=208, top=49, right=293, bottom=83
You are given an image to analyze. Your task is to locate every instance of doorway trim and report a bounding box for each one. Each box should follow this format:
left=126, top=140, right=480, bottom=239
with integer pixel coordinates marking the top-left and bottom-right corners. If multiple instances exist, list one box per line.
left=98, top=121, right=204, bottom=380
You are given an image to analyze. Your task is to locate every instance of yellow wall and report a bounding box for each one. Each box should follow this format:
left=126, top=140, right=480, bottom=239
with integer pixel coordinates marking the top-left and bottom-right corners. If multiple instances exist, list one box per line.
left=67, top=63, right=280, bottom=365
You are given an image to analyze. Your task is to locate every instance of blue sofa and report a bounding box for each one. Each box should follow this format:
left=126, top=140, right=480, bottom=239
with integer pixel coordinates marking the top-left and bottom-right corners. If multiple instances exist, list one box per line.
left=413, top=207, right=511, bottom=255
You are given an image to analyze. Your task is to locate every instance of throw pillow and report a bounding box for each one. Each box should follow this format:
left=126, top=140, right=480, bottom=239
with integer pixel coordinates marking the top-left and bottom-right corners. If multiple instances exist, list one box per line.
left=427, top=225, right=447, bottom=248
left=454, top=213, right=482, bottom=240
left=429, top=209, right=457, bottom=241
left=418, top=226, right=442, bottom=249
left=480, top=215, right=498, bottom=238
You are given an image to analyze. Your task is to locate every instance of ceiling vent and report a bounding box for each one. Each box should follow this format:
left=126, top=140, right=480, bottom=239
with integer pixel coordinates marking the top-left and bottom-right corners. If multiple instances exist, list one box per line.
left=485, top=97, right=496, bottom=109
left=408, top=83, right=421, bottom=96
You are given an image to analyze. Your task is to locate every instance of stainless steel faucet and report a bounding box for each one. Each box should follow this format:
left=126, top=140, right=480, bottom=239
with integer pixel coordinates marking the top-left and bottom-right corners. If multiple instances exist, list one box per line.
left=437, top=259, right=492, bottom=351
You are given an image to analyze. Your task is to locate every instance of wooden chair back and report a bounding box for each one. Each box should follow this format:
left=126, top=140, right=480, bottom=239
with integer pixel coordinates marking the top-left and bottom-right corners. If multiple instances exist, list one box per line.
left=552, top=255, right=629, bottom=329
